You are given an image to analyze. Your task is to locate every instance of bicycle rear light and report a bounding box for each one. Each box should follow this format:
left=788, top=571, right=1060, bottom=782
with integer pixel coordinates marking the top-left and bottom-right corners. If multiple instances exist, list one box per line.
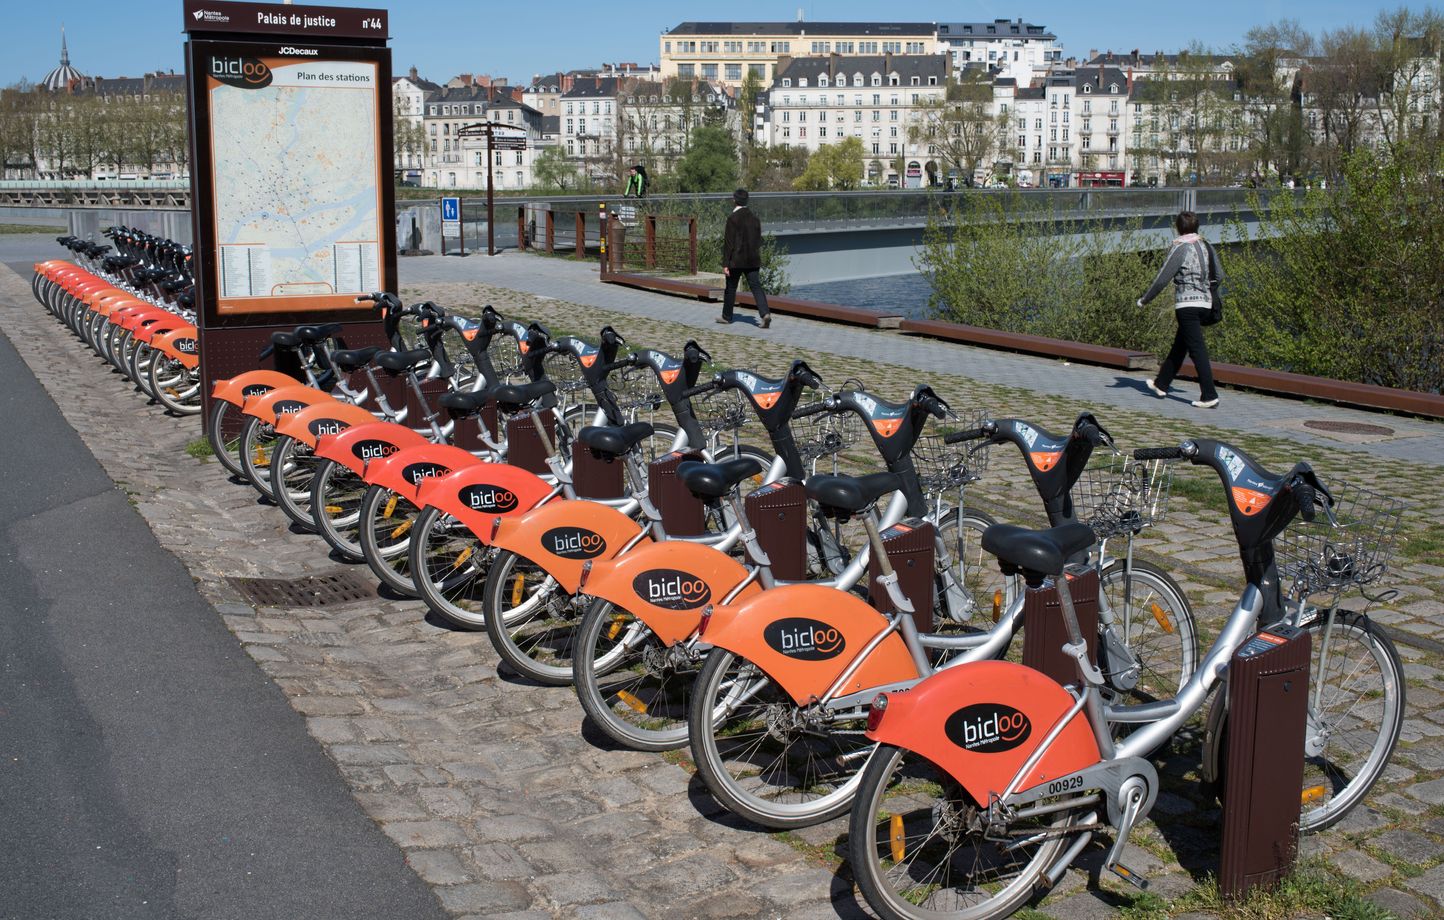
left=866, top=693, right=889, bottom=733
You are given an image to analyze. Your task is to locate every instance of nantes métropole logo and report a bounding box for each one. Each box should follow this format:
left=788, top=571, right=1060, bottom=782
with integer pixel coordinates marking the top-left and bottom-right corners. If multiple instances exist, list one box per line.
left=944, top=703, right=1032, bottom=754
left=632, top=568, right=710, bottom=611
left=209, top=55, right=272, bottom=89
left=542, top=526, right=607, bottom=560
left=763, top=617, right=846, bottom=661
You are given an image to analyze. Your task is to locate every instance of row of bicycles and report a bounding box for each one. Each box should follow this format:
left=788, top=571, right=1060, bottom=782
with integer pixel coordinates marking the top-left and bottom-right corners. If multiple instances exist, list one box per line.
left=33, top=240, right=1410, bottom=919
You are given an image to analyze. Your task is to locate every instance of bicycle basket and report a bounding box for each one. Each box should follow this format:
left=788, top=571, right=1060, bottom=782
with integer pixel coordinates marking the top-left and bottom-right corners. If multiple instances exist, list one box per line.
left=489, top=335, right=524, bottom=381
left=1070, top=455, right=1173, bottom=538
left=609, top=365, right=664, bottom=412
left=1277, top=482, right=1405, bottom=596
left=913, top=412, right=991, bottom=493
left=694, top=388, right=749, bottom=434
left=796, top=411, right=862, bottom=464
left=542, top=350, right=589, bottom=395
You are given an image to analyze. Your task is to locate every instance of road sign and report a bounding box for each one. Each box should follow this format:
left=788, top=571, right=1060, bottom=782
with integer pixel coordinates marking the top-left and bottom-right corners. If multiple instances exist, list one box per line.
left=441, top=196, right=460, bottom=222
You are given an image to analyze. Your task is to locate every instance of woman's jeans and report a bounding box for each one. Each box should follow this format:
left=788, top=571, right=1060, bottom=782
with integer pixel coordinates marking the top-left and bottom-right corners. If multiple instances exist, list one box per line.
left=1155, top=307, right=1218, bottom=401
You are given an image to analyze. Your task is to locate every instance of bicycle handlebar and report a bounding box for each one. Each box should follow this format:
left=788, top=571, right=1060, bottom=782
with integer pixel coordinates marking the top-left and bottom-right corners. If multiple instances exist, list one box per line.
left=682, top=380, right=718, bottom=399
left=1294, top=482, right=1316, bottom=522
left=944, top=427, right=988, bottom=445
left=1132, top=446, right=1184, bottom=461
left=601, top=356, right=636, bottom=373
left=791, top=402, right=829, bottom=419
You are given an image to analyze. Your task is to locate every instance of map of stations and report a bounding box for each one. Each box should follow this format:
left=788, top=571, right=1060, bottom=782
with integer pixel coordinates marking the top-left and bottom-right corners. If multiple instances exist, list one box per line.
left=210, top=59, right=381, bottom=312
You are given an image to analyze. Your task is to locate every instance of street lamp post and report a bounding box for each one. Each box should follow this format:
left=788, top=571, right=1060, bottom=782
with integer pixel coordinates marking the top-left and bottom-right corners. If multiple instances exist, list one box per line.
left=457, top=121, right=528, bottom=256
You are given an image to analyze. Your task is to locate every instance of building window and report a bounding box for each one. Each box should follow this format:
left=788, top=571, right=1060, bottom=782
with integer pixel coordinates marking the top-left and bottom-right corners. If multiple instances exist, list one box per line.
left=678, top=64, right=695, bottom=79
left=702, top=64, right=717, bottom=79
left=725, top=63, right=741, bottom=81
left=782, top=78, right=791, bottom=88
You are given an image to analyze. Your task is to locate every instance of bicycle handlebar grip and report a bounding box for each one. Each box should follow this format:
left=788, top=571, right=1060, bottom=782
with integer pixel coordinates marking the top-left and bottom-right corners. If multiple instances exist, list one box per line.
left=791, top=402, right=829, bottom=419
left=681, top=381, right=717, bottom=399
left=944, top=427, right=986, bottom=444
left=1294, top=482, right=1316, bottom=522
left=1132, top=446, right=1183, bottom=460
left=601, top=357, right=634, bottom=373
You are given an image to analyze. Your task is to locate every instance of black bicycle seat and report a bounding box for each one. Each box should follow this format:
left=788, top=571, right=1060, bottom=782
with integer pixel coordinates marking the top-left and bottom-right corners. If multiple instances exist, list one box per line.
left=981, top=522, right=1095, bottom=579
left=270, top=330, right=302, bottom=349
left=805, top=472, right=902, bottom=516
left=577, top=422, right=655, bottom=458
left=331, top=346, right=383, bottom=372
left=295, top=323, right=343, bottom=342
left=678, top=457, right=764, bottom=500
left=438, top=389, right=493, bottom=413
left=491, top=379, right=556, bottom=410
left=375, top=347, right=432, bottom=373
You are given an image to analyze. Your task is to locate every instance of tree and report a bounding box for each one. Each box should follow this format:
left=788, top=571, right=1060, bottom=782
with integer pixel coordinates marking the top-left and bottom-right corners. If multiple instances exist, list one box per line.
left=741, top=142, right=807, bottom=190
left=906, top=70, right=1006, bottom=182
left=792, top=137, right=864, bottom=190
left=737, top=68, right=763, bottom=147
left=1372, top=7, right=1444, bottom=154
left=1310, top=27, right=1384, bottom=179
left=532, top=144, right=578, bottom=190
left=1237, top=20, right=1315, bottom=182
left=674, top=124, right=737, bottom=192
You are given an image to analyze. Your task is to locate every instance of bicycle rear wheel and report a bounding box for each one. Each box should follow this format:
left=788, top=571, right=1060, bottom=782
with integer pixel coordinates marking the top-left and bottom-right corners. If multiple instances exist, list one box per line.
left=357, top=484, right=421, bottom=597
left=238, top=416, right=280, bottom=498
left=573, top=598, right=697, bottom=751
left=207, top=398, right=248, bottom=478
left=410, top=505, right=491, bottom=629
left=482, top=549, right=576, bottom=685
left=270, top=436, right=321, bottom=532
left=311, top=458, right=367, bottom=562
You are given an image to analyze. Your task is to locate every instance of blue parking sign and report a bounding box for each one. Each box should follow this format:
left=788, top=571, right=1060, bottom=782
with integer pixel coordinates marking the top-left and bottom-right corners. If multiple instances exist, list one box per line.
left=441, top=197, right=460, bottom=221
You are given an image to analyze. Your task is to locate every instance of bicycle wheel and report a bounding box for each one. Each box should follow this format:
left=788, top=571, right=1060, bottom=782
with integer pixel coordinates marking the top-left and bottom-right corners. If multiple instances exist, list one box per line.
left=688, top=648, right=873, bottom=828
left=482, top=549, right=576, bottom=685
left=149, top=355, right=202, bottom=416
left=849, top=743, right=1086, bottom=920
left=238, top=416, right=280, bottom=499
left=269, top=435, right=321, bottom=532
left=130, top=343, right=157, bottom=400
left=410, top=505, right=491, bottom=630
left=1098, top=559, right=1198, bottom=703
left=1298, top=610, right=1404, bottom=832
left=573, top=597, right=698, bottom=751
left=357, top=484, right=421, bottom=597
left=311, top=458, right=367, bottom=562
left=207, top=398, right=249, bottom=478
left=933, top=508, right=1016, bottom=628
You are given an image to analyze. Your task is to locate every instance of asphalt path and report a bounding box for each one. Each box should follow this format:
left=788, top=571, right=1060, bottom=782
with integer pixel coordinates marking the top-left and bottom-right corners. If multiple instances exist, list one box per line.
left=0, top=295, right=444, bottom=918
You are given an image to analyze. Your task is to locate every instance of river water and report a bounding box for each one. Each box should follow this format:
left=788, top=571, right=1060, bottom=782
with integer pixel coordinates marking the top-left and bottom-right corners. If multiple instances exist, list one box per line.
left=791, top=273, right=936, bottom=319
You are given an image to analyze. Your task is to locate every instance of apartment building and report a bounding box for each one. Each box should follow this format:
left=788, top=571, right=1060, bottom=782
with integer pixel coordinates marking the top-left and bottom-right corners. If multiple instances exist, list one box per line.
left=420, top=85, right=548, bottom=190
left=660, top=21, right=940, bottom=89
left=937, top=19, right=1061, bottom=85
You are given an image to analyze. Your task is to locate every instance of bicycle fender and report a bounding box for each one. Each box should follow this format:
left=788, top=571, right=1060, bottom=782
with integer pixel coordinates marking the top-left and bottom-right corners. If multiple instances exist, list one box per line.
left=132, top=316, right=188, bottom=344
left=274, top=401, right=380, bottom=448
left=489, top=500, right=644, bottom=593
left=151, top=326, right=200, bottom=369
left=240, top=384, right=336, bottom=426
left=115, top=306, right=169, bottom=334
left=866, top=660, right=1102, bottom=803
left=211, top=370, right=302, bottom=407
left=700, top=584, right=918, bottom=706
left=413, top=463, right=555, bottom=540
left=360, top=442, right=483, bottom=498
left=583, top=544, right=760, bottom=647
left=313, top=421, right=428, bottom=477
left=94, top=292, right=134, bottom=315
left=84, top=286, right=127, bottom=306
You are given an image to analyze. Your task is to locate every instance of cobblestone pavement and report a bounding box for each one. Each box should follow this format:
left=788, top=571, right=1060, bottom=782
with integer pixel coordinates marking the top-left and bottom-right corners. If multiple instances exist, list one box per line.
left=6, top=254, right=1444, bottom=919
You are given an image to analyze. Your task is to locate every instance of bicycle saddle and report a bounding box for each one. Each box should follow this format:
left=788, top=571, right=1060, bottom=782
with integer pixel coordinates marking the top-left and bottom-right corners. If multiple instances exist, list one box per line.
left=374, top=347, right=432, bottom=372
left=981, top=522, right=1095, bottom=579
left=331, top=346, right=383, bottom=372
left=578, top=422, right=655, bottom=458
left=438, top=389, right=493, bottom=413
left=806, top=472, right=902, bottom=517
left=491, top=379, right=556, bottom=410
left=678, top=457, right=764, bottom=500
left=295, top=323, right=343, bottom=342
left=270, top=330, right=302, bottom=349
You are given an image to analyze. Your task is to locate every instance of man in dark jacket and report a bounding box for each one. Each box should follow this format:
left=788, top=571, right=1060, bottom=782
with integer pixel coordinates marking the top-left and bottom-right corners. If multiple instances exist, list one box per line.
left=719, top=188, right=771, bottom=328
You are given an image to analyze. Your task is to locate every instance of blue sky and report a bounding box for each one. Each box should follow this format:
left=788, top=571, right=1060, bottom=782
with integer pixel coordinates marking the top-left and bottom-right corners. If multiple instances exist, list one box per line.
left=7, top=0, right=1406, bottom=87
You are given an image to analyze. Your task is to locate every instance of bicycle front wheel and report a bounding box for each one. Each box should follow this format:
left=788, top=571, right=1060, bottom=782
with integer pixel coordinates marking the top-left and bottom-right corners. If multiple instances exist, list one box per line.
left=1099, top=558, right=1198, bottom=703
left=1299, top=610, right=1405, bottom=832
left=482, top=549, right=576, bottom=685
left=573, top=598, right=697, bottom=751
left=849, top=743, right=1086, bottom=920
left=311, top=458, right=367, bottom=562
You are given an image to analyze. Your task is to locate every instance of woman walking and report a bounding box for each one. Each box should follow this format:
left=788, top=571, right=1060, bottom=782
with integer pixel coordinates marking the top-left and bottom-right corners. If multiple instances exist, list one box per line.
left=1139, top=210, right=1222, bottom=409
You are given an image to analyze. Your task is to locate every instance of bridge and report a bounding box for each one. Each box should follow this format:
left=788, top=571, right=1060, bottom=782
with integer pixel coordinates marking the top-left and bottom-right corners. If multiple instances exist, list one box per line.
left=1, top=181, right=1294, bottom=286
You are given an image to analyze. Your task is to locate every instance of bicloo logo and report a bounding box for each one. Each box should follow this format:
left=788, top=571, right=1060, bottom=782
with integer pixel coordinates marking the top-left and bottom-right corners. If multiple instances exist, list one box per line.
left=459, top=483, right=518, bottom=513
left=209, top=55, right=272, bottom=89
left=403, top=462, right=451, bottom=486
left=241, top=384, right=273, bottom=399
left=542, top=526, right=607, bottom=560
left=763, top=617, right=846, bottom=661
left=176, top=338, right=197, bottom=354
left=308, top=417, right=349, bottom=438
left=352, top=439, right=400, bottom=462
left=274, top=399, right=306, bottom=415
left=944, top=703, right=1033, bottom=754
left=633, top=568, right=711, bottom=610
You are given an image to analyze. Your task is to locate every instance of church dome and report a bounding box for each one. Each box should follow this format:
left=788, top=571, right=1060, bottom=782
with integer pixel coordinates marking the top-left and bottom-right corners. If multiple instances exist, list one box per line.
left=41, top=29, right=85, bottom=92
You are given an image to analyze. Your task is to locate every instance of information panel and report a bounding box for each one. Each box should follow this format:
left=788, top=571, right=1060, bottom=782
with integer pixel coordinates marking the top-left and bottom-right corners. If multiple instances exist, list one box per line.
left=205, top=56, right=384, bottom=314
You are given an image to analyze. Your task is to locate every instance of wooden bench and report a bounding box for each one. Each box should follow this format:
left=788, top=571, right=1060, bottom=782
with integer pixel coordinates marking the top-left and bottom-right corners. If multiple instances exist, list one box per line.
left=899, top=318, right=1154, bottom=370
left=1177, top=360, right=1444, bottom=418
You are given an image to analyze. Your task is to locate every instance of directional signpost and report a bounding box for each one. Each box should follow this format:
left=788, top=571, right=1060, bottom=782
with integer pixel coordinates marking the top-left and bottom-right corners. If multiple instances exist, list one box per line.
left=440, top=195, right=463, bottom=256
left=457, top=122, right=528, bottom=255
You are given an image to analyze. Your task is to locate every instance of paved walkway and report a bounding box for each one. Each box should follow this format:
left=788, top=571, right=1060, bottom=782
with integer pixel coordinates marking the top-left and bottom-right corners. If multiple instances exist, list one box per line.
left=401, top=251, right=1443, bottom=466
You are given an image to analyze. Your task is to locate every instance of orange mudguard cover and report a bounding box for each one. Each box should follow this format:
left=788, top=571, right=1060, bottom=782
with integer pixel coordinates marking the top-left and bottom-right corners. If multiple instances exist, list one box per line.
left=133, top=316, right=187, bottom=344
left=274, top=402, right=379, bottom=448
left=488, top=499, right=644, bottom=593
left=581, top=543, right=760, bottom=647
left=700, top=584, right=920, bottom=706
left=865, top=660, right=1102, bottom=805
left=84, top=287, right=126, bottom=306
left=313, top=421, right=429, bottom=478
left=211, top=370, right=302, bottom=407
left=413, top=463, right=556, bottom=541
left=99, top=296, right=143, bottom=318
left=152, top=327, right=200, bottom=368
left=115, top=307, right=168, bottom=333
left=359, top=443, right=482, bottom=498
left=240, top=384, right=336, bottom=426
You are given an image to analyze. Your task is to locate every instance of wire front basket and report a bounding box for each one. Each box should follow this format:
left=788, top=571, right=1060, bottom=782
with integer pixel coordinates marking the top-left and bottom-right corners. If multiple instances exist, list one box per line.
left=609, top=365, right=665, bottom=412
left=1277, top=482, right=1405, bottom=597
left=542, top=351, right=590, bottom=395
left=797, top=411, right=862, bottom=464
left=1071, top=455, right=1174, bottom=538
left=694, top=388, right=749, bottom=434
left=913, top=412, right=991, bottom=493
left=489, top=336, right=525, bottom=382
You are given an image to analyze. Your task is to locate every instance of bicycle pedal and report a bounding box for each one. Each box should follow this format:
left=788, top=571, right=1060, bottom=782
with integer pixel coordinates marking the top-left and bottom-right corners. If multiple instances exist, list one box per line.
left=1109, top=862, right=1149, bottom=890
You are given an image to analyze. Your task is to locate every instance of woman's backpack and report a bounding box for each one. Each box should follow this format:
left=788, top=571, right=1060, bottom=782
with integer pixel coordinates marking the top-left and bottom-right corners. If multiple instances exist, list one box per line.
left=1200, top=240, right=1223, bottom=327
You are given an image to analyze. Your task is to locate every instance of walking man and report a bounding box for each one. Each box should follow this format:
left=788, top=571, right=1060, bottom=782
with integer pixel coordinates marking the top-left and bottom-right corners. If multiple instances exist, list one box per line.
left=719, top=188, right=771, bottom=328
left=1139, top=210, right=1222, bottom=408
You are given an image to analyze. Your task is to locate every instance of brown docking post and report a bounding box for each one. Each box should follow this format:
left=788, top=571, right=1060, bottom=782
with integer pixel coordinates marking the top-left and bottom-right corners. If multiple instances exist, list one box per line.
left=545, top=209, right=555, bottom=253
left=687, top=217, right=698, bottom=275
left=517, top=207, right=526, bottom=251
left=645, top=215, right=656, bottom=269
left=575, top=211, right=585, bottom=259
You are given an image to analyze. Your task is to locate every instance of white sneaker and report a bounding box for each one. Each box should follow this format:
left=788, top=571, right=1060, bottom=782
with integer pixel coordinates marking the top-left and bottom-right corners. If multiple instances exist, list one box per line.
left=1192, top=398, right=1220, bottom=409
left=1146, top=381, right=1167, bottom=398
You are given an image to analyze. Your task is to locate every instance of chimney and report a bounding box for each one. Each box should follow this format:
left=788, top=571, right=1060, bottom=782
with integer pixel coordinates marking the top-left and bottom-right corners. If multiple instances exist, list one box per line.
left=409, top=65, right=418, bottom=81
left=1088, top=49, right=1098, bottom=62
